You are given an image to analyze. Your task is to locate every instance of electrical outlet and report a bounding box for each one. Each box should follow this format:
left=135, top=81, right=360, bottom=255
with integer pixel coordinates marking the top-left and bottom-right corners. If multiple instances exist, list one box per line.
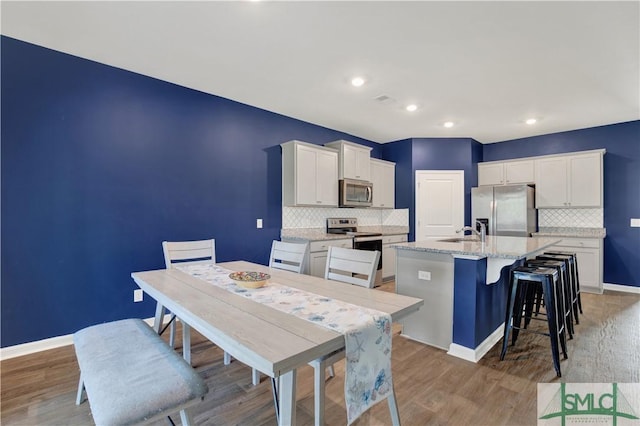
left=631, top=218, right=640, bottom=228
left=133, top=289, right=143, bottom=302
left=418, top=270, right=431, bottom=280
left=256, top=218, right=263, bottom=229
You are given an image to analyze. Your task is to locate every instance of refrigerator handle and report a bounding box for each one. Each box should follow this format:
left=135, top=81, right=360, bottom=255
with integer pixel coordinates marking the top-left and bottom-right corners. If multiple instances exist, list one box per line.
left=491, top=199, right=497, bottom=236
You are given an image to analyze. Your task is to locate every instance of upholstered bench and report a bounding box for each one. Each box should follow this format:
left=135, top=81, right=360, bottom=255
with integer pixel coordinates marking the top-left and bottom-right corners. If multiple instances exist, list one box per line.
left=74, top=318, right=208, bottom=425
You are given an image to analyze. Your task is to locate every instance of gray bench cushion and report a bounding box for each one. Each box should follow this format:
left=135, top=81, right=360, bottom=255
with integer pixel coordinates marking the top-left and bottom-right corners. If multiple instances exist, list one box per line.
left=74, top=318, right=208, bottom=425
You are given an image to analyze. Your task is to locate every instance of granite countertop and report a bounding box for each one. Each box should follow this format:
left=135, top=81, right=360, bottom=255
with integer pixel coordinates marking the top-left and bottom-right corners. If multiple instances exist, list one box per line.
left=532, top=227, right=606, bottom=239
left=281, top=226, right=410, bottom=242
left=392, top=236, right=562, bottom=260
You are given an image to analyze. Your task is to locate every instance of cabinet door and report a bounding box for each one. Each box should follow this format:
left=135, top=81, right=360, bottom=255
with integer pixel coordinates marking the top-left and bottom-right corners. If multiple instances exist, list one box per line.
left=569, top=153, right=601, bottom=207
left=343, top=145, right=371, bottom=181
left=478, top=163, right=504, bottom=186
left=504, top=160, right=534, bottom=184
left=295, top=145, right=319, bottom=205
left=535, top=157, right=568, bottom=207
left=309, top=252, right=328, bottom=278
left=371, top=160, right=395, bottom=208
left=573, top=248, right=601, bottom=293
left=315, top=149, right=338, bottom=205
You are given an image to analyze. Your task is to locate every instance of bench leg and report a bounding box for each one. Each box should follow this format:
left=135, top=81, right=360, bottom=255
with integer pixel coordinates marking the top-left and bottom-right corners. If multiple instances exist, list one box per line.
left=179, top=408, right=193, bottom=426
left=76, top=372, right=85, bottom=405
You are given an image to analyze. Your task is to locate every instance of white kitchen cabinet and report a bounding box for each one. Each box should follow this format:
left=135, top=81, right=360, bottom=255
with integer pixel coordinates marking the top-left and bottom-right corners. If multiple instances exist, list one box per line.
left=325, top=140, right=372, bottom=181
left=478, top=159, right=534, bottom=186
left=540, top=237, right=603, bottom=294
left=281, top=140, right=338, bottom=207
left=382, top=234, right=408, bottom=281
left=370, top=158, right=395, bottom=208
left=308, top=239, right=353, bottom=278
left=535, top=151, right=603, bottom=208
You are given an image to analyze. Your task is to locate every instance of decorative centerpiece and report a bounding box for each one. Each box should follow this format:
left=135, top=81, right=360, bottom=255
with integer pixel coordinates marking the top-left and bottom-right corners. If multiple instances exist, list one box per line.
left=228, top=271, right=270, bottom=289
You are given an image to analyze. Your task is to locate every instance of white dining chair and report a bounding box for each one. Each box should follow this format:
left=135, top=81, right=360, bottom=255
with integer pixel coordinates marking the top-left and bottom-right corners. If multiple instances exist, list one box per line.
left=309, top=246, right=381, bottom=425
left=160, top=239, right=231, bottom=367
left=269, top=240, right=308, bottom=274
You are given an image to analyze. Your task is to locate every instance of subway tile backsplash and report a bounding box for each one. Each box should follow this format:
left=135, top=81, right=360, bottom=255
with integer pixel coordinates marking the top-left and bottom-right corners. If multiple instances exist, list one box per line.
left=283, top=207, right=409, bottom=229
left=538, top=208, right=603, bottom=228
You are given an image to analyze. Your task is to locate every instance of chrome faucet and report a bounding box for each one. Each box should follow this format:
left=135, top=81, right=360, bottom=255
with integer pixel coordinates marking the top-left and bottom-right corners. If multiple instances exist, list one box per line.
left=456, top=221, right=487, bottom=243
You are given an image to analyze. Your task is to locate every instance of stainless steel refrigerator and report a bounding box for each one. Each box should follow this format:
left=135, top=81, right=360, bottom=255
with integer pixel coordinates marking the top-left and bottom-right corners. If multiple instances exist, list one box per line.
left=471, top=184, right=537, bottom=237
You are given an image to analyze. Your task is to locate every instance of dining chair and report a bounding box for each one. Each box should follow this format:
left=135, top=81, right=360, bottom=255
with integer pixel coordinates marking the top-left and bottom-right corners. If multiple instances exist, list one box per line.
left=160, top=239, right=232, bottom=367
left=268, top=240, right=308, bottom=274
left=309, top=246, right=381, bottom=425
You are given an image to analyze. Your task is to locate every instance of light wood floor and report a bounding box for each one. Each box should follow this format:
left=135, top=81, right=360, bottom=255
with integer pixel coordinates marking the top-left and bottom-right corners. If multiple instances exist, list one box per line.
left=2, top=283, right=639, bottom=426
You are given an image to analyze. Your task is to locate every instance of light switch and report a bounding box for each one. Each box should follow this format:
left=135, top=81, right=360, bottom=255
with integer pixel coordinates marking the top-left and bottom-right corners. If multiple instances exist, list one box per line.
left=418, top=270, right=431, bottom=280
left=631, top=218, right=640, bottom=228
left=133, top=289, right=143, bottom=302
left=256, top=219, right=263, bottom=229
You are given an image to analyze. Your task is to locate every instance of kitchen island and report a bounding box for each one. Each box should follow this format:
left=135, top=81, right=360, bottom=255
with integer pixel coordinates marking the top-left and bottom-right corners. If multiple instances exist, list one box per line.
left=392, top=236, right=561, bottom=362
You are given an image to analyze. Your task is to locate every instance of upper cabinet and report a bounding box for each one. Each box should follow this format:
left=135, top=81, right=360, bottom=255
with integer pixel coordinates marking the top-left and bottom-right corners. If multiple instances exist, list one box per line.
left=478, top=159, right=534, bottom=186
left=281, top=140, right=338, bottom=207
left=325, top=140, right=372, bottom=181
left=370, top=158, right=395, bottom=208
left=535, top=151, right=603, bottom=208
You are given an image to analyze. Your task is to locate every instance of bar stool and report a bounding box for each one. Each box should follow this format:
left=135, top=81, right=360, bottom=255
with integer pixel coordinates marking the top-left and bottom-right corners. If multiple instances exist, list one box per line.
left=538, top=253, right=581, bottom=325
left=526, top=258, right=573, bottom=339
left=501, top=266, right=568, bottom=377
left=544, top=251, right=583, bottom=314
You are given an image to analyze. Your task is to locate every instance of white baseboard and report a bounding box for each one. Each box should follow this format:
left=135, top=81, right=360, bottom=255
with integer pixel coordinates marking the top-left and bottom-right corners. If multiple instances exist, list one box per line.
left=603, top=282, right=640, bottom=294
left=447, top=323, right=505, bottom=363
left=0, top=315, right=171, bottom=361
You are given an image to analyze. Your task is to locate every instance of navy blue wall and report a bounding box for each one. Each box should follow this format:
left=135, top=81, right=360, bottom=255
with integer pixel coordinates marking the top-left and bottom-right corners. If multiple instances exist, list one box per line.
left=482, top=121, right=640, bottom=287
left=382, top=138, right=483, bottom=241
left=0, top=37, right=380, bottom=347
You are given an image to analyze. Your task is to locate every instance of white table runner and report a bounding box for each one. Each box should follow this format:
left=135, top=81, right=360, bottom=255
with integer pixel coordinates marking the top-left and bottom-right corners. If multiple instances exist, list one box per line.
left=177, top=263, right=392, bottom=424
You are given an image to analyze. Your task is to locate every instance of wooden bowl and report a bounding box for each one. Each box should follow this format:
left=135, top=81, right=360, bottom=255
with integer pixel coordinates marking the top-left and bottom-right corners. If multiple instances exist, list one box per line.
left=228, top=271, right=270, bottom=289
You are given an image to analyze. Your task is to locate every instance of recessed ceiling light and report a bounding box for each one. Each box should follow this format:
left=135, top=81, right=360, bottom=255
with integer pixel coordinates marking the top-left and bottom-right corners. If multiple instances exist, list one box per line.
left=525, top=118, right=537, bottom=125
left=406, top=104, right=418, bottom=112
left=443, top=121, right=454, bottom=128
left=351, top=77, right=365, bottom=87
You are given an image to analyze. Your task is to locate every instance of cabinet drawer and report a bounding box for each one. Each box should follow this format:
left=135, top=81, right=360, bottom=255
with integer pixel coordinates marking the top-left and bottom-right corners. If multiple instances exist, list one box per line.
left=383, top=234, right=408, bottom=245
left=309, top=238, right=352, bottom=252
left=552, top=238, right=600, bottom=249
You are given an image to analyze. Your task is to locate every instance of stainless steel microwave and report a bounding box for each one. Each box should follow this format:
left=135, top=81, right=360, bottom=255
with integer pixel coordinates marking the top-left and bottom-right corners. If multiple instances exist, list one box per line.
left=339, top=179, right=373, bottom=207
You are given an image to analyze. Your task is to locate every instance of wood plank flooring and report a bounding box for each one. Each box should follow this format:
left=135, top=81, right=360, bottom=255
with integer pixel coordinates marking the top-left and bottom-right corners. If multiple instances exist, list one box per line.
left=2, top=283, right=639, bottom=425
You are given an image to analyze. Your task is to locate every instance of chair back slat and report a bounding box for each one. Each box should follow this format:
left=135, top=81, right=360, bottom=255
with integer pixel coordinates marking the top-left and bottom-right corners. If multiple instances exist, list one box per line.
left=324, top=246, right=380, bottom=288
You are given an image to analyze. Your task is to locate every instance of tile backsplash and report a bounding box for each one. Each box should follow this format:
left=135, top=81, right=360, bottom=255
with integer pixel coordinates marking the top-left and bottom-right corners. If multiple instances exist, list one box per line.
left=538, top=208, right=603, bottom=228
left=283, top=207, right=409, bottom=228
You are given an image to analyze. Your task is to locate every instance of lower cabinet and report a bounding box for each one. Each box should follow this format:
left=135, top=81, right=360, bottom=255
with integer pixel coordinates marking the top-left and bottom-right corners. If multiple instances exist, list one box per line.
left=382, top=234, right=408, bottom=281
left=308, top=239, right=353, bottom=278
left=535, top=237, right=604, bottom=294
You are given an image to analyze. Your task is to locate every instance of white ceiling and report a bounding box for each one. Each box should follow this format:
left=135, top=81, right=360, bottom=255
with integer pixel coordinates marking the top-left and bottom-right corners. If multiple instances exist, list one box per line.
left=2, top=1, right=639, bottom=143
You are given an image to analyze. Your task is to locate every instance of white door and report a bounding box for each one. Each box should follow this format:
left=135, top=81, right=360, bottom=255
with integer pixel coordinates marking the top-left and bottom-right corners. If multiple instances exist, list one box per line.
left=415, top=171, right=464, bottom=240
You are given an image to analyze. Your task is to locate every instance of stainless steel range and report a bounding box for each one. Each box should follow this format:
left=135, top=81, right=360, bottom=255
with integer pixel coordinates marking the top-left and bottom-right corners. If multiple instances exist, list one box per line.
left=326, top=218, right=383, bottom=287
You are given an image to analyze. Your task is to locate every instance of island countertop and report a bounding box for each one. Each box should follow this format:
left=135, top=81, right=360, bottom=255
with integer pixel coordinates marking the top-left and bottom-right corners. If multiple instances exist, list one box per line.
left=392, top=236, right=562, bottom=259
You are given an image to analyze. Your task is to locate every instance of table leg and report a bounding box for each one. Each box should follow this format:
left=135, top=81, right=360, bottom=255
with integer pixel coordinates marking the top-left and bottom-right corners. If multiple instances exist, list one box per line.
left=278, top=369, right=297, bottom=426
left=182, top=322, right=191, bottom=365
left=313, top=359, right=326, bottom=426
left=153, top=302, right=165, bottom=333
left=387, top=383, right=401, bottom=426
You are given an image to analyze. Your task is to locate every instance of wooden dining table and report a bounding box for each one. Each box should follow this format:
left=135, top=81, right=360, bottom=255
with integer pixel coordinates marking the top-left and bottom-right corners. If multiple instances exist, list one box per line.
left=131, top=260, right=423, bottom=426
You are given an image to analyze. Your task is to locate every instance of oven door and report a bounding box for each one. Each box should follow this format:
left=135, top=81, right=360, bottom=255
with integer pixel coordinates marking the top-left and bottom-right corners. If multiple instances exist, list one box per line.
left=353, top=237, right=383, bottom=286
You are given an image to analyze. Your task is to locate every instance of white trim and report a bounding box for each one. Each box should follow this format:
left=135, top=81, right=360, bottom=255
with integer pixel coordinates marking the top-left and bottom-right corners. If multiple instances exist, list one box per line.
left=603, top=283, right=640, bottom=294
left=447, top=323, right=505, bottom=363
left=0, top=315, right=171, bottom=361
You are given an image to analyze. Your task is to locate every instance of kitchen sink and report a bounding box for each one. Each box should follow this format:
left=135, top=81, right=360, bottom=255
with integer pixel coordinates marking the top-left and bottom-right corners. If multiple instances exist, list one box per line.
left=438, top=237, right=481, bottom=243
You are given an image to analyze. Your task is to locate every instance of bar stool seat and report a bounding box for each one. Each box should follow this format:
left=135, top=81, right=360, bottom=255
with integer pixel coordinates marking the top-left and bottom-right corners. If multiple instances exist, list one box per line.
left=543, top=251, right=583, bottom=314
left=501, top=266, right=568, bottom=377
left=526, top=258, right=573, bottom=339
left=538, top=253, right=581, bottom=325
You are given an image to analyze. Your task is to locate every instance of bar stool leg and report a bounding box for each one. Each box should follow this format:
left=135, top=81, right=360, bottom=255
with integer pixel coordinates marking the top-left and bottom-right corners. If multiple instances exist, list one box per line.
left=501, top=275, right=519, bottom=361
left=541, top=275, right=561, bottom=377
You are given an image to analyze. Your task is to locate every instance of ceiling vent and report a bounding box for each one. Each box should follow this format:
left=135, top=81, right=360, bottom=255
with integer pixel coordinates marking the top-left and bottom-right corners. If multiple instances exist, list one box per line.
left=374, top=95, right=396, bottom=106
